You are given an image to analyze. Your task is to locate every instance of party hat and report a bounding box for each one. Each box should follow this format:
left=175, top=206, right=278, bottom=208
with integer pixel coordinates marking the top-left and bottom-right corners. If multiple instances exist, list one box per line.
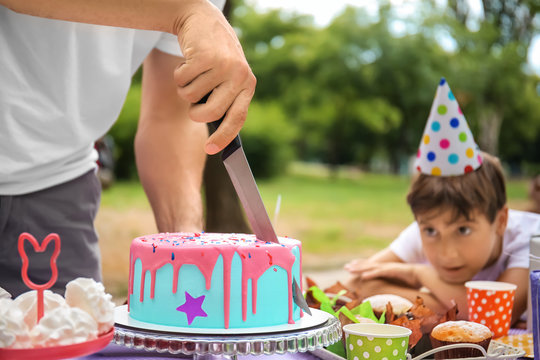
left=414, top=78, right=483, bottom=176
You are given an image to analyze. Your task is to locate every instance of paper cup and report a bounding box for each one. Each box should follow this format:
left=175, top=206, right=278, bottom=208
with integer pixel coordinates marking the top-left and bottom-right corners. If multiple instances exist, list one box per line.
left=343, top=323, right=411, bottom=360
left=465, top=280, right=517, bottom=338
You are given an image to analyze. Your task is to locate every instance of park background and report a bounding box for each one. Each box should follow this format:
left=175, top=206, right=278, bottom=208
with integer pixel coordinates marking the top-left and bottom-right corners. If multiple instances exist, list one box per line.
left=96, top=0, right=540, bottom=300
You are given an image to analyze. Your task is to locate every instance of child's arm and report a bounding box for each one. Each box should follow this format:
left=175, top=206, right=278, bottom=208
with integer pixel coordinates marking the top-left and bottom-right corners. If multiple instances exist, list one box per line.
left=412, top=264, right=469, bottom=318
left=346, top=277, right=449, bottom=314
left=350, top=261, right=469, bottom=316
left=497, top=267, right=529, bottom=324
left=344, top=248, right=404, bottom=273
left=347, top=263, right=528, bottom=325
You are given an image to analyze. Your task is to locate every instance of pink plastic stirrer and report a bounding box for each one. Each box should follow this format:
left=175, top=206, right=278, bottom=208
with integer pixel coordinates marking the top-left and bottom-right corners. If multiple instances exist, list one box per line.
left=17, top=232, right=61, bottom=322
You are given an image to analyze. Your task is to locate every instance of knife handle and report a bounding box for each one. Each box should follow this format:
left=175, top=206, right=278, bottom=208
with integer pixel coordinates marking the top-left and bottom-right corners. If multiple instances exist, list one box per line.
left=197, top=93, right=242, bottom=160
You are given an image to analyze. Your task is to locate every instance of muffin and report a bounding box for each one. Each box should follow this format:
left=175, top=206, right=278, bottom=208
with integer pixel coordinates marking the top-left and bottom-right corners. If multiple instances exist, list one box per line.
left=430, top=321, right=492, bottom=359
left=362, top=294, right=413, bottom=318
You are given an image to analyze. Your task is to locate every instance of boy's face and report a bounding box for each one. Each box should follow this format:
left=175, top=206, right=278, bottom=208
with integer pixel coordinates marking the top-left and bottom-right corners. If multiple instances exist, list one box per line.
left=417, top=207, right=508, bottom=284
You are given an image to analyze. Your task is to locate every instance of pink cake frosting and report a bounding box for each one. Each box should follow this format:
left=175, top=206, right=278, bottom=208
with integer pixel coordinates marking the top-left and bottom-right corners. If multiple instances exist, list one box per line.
left=128, top=233, right=302, bottom=328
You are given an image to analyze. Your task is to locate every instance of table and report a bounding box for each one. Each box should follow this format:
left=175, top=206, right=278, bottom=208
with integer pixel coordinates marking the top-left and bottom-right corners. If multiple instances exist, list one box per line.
left=75, top=328, right=531, bottom=360
left=79, top=344, right=322, bottom=360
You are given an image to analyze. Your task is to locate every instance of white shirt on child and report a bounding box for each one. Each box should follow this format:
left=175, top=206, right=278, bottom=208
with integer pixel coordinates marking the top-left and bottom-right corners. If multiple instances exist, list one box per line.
left=389, top=209, right=540, bottom=280
left=0, top=0, right=224, bottom=195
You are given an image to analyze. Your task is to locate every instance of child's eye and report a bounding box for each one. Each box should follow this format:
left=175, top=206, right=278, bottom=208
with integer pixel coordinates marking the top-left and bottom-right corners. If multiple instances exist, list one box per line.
left=458, top=226, right=471, bottom=235
left=423, top=227, right=438, bottom=236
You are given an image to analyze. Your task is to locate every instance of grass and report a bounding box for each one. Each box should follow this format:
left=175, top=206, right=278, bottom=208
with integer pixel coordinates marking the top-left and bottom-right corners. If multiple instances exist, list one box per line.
left=257, top=172, right=412, bottom=255
left=97, top=165, right=531, bottom=299
left=100, top=164, right=531, bottom=259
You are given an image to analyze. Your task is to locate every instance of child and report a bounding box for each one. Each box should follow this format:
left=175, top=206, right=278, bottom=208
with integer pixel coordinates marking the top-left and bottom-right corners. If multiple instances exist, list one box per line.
left=528, top=174, right=540, bottom=214
left=345, top=79, right=540, bottom=325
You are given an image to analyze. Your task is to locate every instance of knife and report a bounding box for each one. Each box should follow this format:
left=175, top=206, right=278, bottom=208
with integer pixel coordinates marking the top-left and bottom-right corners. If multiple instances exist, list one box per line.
left=199, top=94, right=311, bottom=315
left=201, top=96, right=278, bottom=244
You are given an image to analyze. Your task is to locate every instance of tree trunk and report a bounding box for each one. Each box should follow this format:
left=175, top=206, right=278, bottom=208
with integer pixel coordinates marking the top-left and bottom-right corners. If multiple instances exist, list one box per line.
left=478, top=108, right=503, bottom=156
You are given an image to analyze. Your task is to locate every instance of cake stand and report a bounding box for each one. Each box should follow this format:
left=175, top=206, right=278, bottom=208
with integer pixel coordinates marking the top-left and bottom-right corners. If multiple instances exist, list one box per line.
left=113, top=306, right=341, bottom=360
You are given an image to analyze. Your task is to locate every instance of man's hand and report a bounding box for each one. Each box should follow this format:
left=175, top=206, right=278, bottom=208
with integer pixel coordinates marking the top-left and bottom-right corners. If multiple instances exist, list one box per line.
left=173, top=0, right=256, bottom=155
left=1, top=0, right=255, bottom=155
left=345, top=260, right=425, bottom=289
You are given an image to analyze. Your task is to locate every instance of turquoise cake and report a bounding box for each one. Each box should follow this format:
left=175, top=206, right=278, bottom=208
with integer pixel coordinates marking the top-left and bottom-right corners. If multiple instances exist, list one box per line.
left=128, top=232, right=303, bottom=329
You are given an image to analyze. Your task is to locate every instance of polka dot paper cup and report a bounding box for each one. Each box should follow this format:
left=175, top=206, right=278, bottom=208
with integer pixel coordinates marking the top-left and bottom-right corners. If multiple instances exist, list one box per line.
left=465, top=280, right=517, bottom=338
left=343, top=323, right=411, bottom=360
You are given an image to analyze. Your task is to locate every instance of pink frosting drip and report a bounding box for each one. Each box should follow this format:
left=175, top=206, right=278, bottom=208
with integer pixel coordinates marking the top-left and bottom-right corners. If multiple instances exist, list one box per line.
left=128, top=233, right=300, bottom=328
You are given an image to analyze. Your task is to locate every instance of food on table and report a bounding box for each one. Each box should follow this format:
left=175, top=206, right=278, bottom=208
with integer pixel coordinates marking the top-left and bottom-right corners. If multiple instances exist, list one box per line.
left=0, top=298, right=32, bottom=349
left=389, top=296, right=458, bottom=351
left=362, top=294, right=413, bottom=317
left=0, top=287, right=10, bottom=300
left=306, top=278, right=459, bottom=353
left=0, top=277, right=114, bottom=349
left=355, top=316, right=377, bottom=323
left=13, top=290, right=66, bottom=329
left=65, top=277, right=115, bottom=334
left=319, top=280, right=359, bottom=306
left=29, top=306, right=98, bottom=347
left=430, top=320, right=492, bottom=359
left=128, top=232, right=303, bottom=329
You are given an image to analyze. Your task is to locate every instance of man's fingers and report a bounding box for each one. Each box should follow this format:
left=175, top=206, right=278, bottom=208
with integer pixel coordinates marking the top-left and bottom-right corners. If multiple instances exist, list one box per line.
left=189, top=82, right=239, bottom=122
left=176, top=69, right=218, bottom=104
left=173, top=57, right=212, bottom=88
left=204, top=89, right=253, bottom=154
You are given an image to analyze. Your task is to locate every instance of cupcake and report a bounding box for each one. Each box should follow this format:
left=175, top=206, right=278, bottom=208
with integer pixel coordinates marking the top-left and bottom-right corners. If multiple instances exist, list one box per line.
left=362, top=294, right=413, bottom=318
left=430, top=321, right=492, bottom=359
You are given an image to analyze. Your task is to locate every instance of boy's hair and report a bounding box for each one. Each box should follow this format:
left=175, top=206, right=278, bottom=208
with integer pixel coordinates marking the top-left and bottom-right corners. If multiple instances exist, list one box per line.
left=407, top=152, right=506, bottom=223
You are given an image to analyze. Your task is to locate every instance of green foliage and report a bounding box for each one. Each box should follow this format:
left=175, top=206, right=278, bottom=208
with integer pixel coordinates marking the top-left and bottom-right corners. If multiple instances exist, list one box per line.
left=108, top=84, right=141, bottom=179
left=241, top=101, right=297, bottom=178
left=107, top=1, right=540, bottom=178
left=102, top=169, right=530, bottom=255
left=230, top=1, right=540, bottom=172
left=306, top=285, right=384, bottom=323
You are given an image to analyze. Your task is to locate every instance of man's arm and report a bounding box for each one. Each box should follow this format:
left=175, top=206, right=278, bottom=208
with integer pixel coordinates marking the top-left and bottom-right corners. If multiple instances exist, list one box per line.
left=136, top=49, right=207, bottom=232
left=1, top=0, right=255, bottom=155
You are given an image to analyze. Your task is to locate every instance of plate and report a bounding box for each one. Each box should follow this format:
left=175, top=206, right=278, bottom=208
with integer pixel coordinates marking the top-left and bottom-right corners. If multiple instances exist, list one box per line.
left=0, top=328, right=114, bottom=360
left=311, top=340, right=526, bottom=360
left=115, top=305, right=329, bottom=335
left=113, top=310, right=342, bottom=356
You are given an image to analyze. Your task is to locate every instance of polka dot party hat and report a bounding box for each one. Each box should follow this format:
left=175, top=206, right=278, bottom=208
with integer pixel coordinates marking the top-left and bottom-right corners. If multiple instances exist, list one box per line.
left=414, top=78, right=483, bottom=176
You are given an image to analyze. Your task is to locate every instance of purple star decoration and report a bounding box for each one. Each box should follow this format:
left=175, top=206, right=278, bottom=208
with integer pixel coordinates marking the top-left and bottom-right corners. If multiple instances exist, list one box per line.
left=176, top=292, right=208, bottom=325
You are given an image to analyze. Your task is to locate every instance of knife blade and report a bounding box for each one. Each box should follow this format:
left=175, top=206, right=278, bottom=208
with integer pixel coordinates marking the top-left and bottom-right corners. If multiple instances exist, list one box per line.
left=199, top=94, right=278, bottom=244
left=293, top=276, right=312, bottom=315
left=199, top=93, right=311, bottom=314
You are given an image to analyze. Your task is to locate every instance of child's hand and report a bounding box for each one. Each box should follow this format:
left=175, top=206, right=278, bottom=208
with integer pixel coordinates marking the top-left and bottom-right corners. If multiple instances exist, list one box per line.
left=346, top=261, right=425, bottom=289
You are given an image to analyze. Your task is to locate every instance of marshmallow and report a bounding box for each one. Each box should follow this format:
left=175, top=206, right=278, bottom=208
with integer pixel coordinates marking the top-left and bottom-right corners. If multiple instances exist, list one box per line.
left=0, top=287, right=11, bottom=300
left=13, top=290, right=67, bottom=330
left=65, top=278, right=115, bottom=334
left=30, top=306, right=98, bottom=347
left=0, top=298, right=32, bottom=349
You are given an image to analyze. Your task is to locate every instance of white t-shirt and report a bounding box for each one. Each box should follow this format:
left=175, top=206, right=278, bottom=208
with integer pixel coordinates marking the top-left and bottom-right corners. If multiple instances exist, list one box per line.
left=0, top=0, right=225, bottom=195
left=389, top=209, right=540, bottom=281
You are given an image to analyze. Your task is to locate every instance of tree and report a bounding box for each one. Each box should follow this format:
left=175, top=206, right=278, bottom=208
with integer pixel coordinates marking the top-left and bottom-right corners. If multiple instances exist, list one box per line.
left=227, top=0, right=540, bottom=175
left=444, top=0, right=540, bottom=157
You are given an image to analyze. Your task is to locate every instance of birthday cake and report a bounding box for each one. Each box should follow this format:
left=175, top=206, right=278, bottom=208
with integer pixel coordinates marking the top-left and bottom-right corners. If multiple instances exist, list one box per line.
left=128, top=232, right=303, bottom=329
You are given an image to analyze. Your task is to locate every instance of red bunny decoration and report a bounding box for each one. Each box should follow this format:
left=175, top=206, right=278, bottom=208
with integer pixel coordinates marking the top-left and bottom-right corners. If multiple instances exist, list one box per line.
left=17, top=232, right=61, bottom=322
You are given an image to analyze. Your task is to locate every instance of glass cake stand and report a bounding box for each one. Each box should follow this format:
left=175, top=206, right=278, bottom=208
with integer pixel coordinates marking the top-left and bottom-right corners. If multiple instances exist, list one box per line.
left=113, top=306, right=341, bottom=360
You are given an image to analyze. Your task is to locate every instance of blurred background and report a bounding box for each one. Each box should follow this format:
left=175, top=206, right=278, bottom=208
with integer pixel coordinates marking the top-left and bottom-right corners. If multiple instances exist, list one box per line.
left=96, top=0, right=540, bottom=298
